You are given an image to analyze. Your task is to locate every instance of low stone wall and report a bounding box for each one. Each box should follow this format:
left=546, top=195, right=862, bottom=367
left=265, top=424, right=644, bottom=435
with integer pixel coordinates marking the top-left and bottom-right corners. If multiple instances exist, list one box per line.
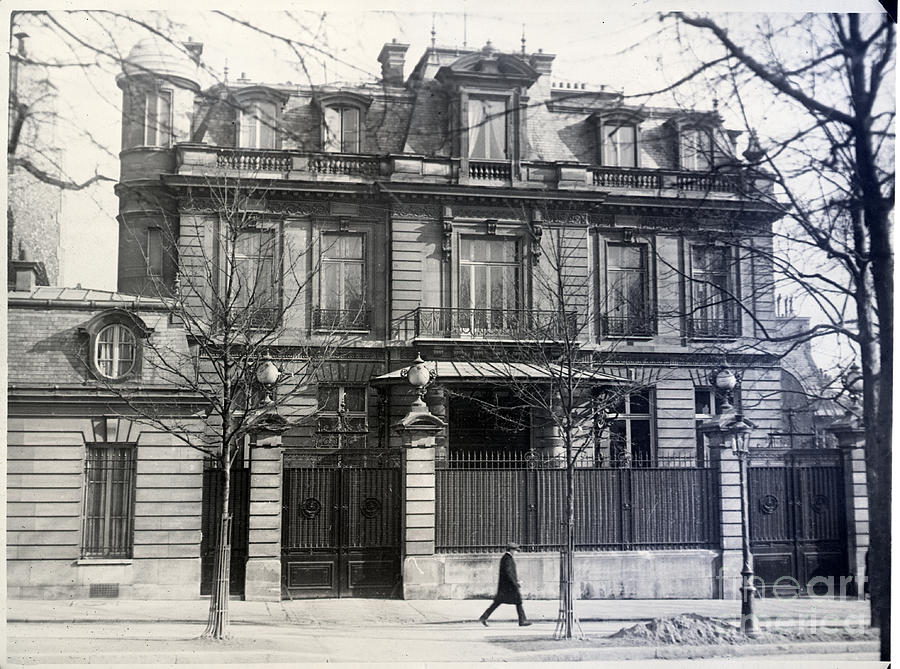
left=7, top=557, right=201, bottom=599
left=403, top=550, right=721, bottom=600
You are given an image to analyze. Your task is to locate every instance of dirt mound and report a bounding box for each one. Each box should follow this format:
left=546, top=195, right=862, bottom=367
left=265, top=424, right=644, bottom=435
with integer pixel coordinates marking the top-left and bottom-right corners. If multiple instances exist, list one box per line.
left=609, top=613, right=748, bottom=645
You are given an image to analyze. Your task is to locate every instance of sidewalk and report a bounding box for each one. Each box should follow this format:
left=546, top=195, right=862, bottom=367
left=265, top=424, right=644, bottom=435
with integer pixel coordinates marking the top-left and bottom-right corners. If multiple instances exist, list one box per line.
left=7, top=596, right=870, bottom=629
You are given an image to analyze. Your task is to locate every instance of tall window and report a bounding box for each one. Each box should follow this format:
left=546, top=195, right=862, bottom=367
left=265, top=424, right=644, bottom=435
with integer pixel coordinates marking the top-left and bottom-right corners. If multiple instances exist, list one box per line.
left=94, top=323, right=137, bottom=380
left=468, top=98, right=507, bottom=159
left=82, top=444, right=137, bottom=558
left=603, top=389, right=654, bottom=467
left=459, top=237, right=519, bottom=332
left=604, top=243, right=651, bottom=336
left=239, top=101, right=277, bottom=149
left=681, top=128, right=713, bottom=171
left=323, top=106, right=360, bottom=153
left=602, top=123, right=637, bottom=167
left=318, top=233, right=367, bottom=330
left=227, top=228, right=278, bottom=326
left=317, top=385, right=367, bottom=448
left=690, top=245, right=738, bottom=337
left=144, top=89, right=172, bottom=147
left=146, top=227, right=163, bottom=277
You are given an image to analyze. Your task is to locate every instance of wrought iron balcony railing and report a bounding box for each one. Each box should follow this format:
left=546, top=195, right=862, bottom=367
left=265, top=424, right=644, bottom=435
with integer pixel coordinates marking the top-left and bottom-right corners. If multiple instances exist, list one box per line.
left=687, top=315, right=741, bottom=338
left=312, top=307, right=371, bottom=331
left=601, top=312, right=656, bottom=337
left=409, top=307, right=577, bottom=340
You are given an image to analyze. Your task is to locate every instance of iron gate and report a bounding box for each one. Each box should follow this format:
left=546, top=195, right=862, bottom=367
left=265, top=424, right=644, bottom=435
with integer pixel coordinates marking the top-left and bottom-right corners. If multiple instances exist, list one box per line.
left=201, top=467, right=250, bottom=597
left=281, top=458, right=401, bottom=598
left=749, top=452, right=848, bottom=596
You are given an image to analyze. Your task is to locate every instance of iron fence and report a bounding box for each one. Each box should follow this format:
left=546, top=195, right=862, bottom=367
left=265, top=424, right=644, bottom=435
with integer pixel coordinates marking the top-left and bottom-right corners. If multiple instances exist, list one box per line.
left=435, top=452, right=719, bottom=553
left=407, top=307, right=577, bottom=340
left=312, top=307, right=371, bottom=331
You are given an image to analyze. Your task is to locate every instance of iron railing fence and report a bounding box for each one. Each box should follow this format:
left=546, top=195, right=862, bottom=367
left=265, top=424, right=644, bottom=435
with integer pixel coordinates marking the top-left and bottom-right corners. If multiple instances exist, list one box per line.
left=438, top=449, right=701, bottom=469
left=405, top=307, right=578, bottom=340
left=312, top=307, right=371, bottom=331
left=284, top=448, right=404, bottom=468
left=435, top=455, right=719, bottom=553
left=81, top=445, right=137, bottom=559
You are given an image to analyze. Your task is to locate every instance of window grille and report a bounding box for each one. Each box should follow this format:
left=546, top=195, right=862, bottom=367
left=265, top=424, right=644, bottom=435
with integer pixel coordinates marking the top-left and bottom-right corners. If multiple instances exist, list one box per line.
left=82, top=444, right=137, bottom=559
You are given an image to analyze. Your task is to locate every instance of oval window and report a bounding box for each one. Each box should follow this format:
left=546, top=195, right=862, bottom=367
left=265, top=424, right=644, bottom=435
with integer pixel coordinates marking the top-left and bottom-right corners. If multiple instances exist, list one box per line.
left=94, top=323, right=137, bottom=379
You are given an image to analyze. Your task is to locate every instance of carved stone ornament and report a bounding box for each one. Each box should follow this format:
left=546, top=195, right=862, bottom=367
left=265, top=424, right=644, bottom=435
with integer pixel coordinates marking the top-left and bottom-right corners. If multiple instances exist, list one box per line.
left=392, top=204, right=440, bottom=220
left=442, top=218, right=453, bottom=262
left=453, top=205, right=523, bottom=222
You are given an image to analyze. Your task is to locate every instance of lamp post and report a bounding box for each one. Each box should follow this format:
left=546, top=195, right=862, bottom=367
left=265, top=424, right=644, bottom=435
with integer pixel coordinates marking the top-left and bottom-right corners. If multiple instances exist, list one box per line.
left=400, top=353, right=436, bottom=411
left=699, top=368, right=760, bottom=637
left=256, top=354, right=280, bottom=404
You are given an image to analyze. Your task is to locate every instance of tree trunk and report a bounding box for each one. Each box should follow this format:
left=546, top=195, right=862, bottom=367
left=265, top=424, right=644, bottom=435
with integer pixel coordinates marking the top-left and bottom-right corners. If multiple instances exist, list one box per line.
left=556, top=431, right=576, bottom=639
left=203, top=463, right=232, bottom=639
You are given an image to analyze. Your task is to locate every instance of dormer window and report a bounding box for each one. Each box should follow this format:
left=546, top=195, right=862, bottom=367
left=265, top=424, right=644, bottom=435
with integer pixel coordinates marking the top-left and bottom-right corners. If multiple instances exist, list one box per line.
left=468, top=97, right=508, bottom=160
left=232, top=86, right=289, bottom=150
left=323, top=106, right=360, bottom=153
left=602, top=123, right=636, bottom=167
left=590, top=108, right=645, bottom=169
left=681, top=127, right=713, bottom=171
left=316, top=91, right=372, bottom=154
left=239, top=101, right=277, bottom=149
left=80, top=309, right=152, bottom=382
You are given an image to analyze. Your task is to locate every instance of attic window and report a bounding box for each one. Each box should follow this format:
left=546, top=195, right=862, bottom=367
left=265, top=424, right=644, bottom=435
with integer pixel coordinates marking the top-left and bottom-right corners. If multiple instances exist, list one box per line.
left=468, top=98, right=507, bottom=160
left=80, top=309, right=152, bottom=382
left=681, top=127, right=713, bottom=171
left=591, top=108, right=646, bottom=168
left=316, top=92, right=372, bottom=154
left=239, top=101, right=277, bottom=149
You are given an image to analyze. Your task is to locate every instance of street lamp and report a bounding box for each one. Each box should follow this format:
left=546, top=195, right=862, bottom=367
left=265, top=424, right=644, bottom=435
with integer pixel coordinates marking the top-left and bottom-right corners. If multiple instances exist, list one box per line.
left=256, top=353, right=280, bottom=405
left=401, top=353, right=436, bottom=409
left=699, top=368, right=760, bottom=638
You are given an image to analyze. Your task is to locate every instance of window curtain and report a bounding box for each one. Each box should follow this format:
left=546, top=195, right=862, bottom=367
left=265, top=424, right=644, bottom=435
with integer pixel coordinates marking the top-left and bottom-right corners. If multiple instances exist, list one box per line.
left=468, top=99, right=506, bottom=159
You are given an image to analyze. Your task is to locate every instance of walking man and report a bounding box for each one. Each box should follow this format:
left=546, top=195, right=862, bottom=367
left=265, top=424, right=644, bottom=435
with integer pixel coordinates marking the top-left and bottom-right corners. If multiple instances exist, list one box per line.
left=479, top=543, right=531, bottom=626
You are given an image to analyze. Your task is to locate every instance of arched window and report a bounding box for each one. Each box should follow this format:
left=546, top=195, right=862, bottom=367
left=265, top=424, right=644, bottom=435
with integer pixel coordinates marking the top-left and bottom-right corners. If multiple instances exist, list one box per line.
left=94, top=323, right=137, bottom=379
left=602, top=123, right=637, bottom=168
left=239, top=100, right=277, bottom=149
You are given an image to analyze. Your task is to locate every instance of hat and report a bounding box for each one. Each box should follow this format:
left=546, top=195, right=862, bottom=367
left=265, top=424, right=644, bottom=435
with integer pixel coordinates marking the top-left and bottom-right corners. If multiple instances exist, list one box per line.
left=506, top=542, right=520, bottom=551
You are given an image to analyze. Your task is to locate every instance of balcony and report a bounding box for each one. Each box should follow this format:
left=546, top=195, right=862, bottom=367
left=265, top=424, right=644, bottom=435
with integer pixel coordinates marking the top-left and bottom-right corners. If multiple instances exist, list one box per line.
left=174, top=143, right=765, bottom=197
left=601, top=312, right=656, bottom=338
left=687, top=315, right=741, bottom=338
left=312, top=307, right=371, bottom=332
left=403, top=307, right=577, bottom=340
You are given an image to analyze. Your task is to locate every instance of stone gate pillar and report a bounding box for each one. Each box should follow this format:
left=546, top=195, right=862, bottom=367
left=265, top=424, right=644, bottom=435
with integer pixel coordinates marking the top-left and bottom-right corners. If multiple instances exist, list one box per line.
left=708, top=445, right=743, bottom=599
left=244, top=416, right=289, bottom=601
left=827, top=413, right=868, bottom=597
left=394, top=382, right=446, bottom=599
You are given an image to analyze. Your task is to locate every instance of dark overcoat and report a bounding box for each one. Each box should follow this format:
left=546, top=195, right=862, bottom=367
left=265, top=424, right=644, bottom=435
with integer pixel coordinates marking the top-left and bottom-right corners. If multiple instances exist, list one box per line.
left=493, top=551, right=522, bottom=605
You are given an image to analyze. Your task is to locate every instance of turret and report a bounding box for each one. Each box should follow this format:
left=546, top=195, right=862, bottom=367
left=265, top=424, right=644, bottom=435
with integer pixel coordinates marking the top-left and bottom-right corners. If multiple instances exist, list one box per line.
left=115, top=37, right=202, bottom=295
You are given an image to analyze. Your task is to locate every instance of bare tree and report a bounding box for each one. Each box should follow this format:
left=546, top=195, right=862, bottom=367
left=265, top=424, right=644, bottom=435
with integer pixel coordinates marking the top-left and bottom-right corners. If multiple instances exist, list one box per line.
left=93, top=174, right=351, bottom=638
left=640, top=13, right=894, bottom=658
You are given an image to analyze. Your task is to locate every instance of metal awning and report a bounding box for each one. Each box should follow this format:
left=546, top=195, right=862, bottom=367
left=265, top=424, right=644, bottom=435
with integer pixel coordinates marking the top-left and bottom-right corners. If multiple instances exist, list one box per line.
left=370, top=361, right=628, bottom=385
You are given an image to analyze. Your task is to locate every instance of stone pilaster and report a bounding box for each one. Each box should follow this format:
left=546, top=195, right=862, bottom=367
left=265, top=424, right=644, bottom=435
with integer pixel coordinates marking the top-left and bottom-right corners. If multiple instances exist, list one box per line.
left=403, top=443, right=436, bottom=558
left=244, top=434, right=283, bottom=601
left=710, top=446, right=743, bottom=599
left=829, top=418, right=868, bottom=598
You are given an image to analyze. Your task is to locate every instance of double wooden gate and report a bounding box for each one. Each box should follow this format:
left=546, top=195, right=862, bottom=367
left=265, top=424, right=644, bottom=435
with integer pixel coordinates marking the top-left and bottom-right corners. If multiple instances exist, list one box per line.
left=281, top=461, right=401, bottom=598
left=749, top=453, right=848, bottom=596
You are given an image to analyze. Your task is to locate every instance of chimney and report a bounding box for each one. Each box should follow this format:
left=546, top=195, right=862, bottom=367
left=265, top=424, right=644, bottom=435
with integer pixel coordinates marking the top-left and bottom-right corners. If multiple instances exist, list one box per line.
left=10, top=249, right=48, bottom=292
left=378, top=39, right=409, bottom=86
left=183, top=37, right=204, bottom=65
left=529, top=49, right=555, bottom=76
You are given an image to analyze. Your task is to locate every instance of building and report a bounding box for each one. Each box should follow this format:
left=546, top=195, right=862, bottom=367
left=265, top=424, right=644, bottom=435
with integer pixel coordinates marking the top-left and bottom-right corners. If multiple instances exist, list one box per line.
left=6, top=34, right=866, bottom=601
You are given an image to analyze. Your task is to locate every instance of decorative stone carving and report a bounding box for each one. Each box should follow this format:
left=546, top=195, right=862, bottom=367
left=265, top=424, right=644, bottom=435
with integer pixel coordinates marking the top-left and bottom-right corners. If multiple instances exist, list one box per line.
left=392, top=204, right=440, bottom=219
left=441, top=206, right=453, bottom=263
left=453, top=205, right=523, bottom=222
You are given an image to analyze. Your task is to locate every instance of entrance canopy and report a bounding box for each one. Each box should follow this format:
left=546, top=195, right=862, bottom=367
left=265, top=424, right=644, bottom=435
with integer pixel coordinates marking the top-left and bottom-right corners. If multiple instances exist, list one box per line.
left=370, top=360, right=628, bottom=385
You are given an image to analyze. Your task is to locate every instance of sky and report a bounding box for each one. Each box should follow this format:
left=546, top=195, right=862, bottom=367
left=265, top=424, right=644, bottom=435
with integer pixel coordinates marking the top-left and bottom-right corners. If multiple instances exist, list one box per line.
left=4, top=1, right=889, bottom=370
